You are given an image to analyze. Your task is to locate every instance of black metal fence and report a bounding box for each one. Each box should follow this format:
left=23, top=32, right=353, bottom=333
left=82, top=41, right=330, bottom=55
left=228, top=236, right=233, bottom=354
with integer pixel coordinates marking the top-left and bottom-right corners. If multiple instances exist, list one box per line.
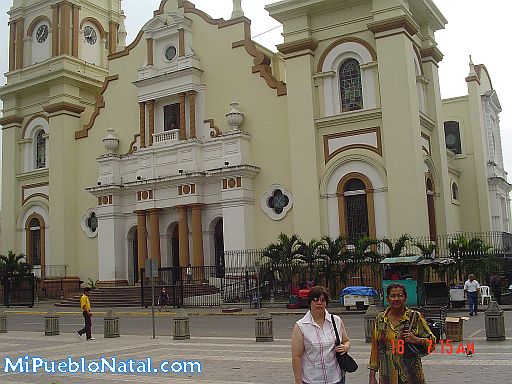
left=140, top=266, right=222, bottom=307
left=1, top=274, right=35, bottom=307
left=381, top=231, right=512, bottom=258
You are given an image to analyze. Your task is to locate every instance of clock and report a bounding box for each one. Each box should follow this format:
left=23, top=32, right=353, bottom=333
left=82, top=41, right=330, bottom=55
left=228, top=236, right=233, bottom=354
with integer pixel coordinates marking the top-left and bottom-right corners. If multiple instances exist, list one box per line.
left=165, top=46, right=177, bottom=61
left=84, top=26, right=97, bottom=45
left=36, top=24, right=49, bottom=43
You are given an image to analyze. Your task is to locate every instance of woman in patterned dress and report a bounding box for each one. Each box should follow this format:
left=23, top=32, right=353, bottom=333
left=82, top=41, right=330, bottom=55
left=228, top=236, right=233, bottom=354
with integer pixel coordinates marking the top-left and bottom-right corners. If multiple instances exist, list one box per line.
left=368, top=283, right=436, bottom=384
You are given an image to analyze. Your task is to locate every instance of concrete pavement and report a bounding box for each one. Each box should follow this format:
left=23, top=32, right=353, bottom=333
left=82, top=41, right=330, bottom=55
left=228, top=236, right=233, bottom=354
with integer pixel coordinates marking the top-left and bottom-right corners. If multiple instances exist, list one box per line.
left=1, top=330, right=512, bottom=383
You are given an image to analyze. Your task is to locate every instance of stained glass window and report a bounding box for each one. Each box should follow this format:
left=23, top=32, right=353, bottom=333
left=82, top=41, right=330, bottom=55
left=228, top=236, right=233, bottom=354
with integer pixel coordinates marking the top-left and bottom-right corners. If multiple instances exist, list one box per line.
left=268, top=189, right=290, bottom=215
left=86, top=212, right=98, bottom=233
left=36, top=130, right=46, bottom=168
left=343, top=178, right=368, bottom=240
left=340, top=59, right=363, bottom=112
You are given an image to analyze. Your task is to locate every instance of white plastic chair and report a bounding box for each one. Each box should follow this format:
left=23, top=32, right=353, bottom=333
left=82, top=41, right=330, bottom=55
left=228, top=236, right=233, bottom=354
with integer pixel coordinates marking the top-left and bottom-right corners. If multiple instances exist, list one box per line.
left=479, top=285, right=491, bottom=305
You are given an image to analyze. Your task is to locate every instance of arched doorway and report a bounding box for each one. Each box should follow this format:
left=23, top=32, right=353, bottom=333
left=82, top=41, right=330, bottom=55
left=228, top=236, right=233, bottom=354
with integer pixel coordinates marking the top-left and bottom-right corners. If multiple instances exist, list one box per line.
left=426, top=177, right=437, bottom=240
left=25, top=213, right=45, bottom=277
left=171, top=225, right=180, bottom=267
left=214, top=219, right=224, bottom=277
left=337, top=173, right=376, bottom=240
left=128, top=227, right=139, bottom=284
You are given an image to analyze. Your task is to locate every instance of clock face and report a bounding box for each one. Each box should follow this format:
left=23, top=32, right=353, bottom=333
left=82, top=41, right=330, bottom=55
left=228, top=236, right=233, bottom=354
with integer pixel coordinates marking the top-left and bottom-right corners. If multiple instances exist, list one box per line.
left=84, top=26, right=97, bottom=45
left=165, top=46, right=177, bottom=61
left=36, top=24, right=49, bottom=43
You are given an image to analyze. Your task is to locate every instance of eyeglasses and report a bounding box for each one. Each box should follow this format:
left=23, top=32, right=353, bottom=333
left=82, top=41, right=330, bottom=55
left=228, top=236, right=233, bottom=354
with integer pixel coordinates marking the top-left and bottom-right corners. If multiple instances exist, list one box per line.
left=312, top=297, right=326, bottom=303
left=388, top=294, right=404, bottom=299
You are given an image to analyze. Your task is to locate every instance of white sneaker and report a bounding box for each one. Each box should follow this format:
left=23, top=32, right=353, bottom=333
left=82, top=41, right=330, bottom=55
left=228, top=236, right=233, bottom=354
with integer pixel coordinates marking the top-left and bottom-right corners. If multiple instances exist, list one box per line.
left=87, top=337, right=95, bottom=340
left=77, top=332, right=82, bottom=340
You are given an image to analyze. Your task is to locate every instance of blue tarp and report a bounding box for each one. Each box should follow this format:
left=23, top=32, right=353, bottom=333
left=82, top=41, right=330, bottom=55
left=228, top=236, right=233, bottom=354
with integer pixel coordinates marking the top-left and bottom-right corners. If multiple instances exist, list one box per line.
left=340, top=286, right=379, bottom=297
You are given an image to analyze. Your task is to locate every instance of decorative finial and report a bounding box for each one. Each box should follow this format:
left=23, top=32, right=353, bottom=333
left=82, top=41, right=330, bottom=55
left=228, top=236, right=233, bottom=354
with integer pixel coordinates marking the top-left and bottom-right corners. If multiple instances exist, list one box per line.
left=117, top=10, right=127, bottom=50
left=226, top=101, right=244, bottom=130
left=468, top=54, right=477, bottom=77
left=231, top=0, right=244, bottom=19
left=103, top=129, right=119, bottom=154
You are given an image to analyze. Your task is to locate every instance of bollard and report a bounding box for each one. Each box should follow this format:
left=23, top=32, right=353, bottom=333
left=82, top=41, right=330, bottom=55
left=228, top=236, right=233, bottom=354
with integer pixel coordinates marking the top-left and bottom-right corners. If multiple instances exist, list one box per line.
left=104, top=309, right=120, bottom=338
left=364, top=304, right=380, bottom=343
left=485, top=301, right=505, bottom=341
left=0, top=312, right=7, bottom=333
left=255, top=308, right=273, bottom=342
left=45, top=311, right=59, bottom=336
left=173, top=309, right=190, bottom=340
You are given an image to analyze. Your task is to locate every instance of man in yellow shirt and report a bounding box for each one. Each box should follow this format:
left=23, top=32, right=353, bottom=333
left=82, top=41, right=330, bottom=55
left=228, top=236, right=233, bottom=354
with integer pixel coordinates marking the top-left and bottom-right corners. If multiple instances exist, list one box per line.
left=77, top=287, right=94, bottom=340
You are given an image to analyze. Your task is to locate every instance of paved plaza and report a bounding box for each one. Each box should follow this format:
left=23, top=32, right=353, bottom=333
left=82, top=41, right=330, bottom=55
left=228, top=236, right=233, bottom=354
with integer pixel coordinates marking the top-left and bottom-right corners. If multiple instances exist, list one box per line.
left=1, top=307, right=512, bottom=383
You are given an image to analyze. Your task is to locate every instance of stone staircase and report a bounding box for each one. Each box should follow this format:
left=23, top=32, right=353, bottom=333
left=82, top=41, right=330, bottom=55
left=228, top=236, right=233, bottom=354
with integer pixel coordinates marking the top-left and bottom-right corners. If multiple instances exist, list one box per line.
left=55, top=283, right=220, bottom=308
left=55, top=286, right=141, bottom=308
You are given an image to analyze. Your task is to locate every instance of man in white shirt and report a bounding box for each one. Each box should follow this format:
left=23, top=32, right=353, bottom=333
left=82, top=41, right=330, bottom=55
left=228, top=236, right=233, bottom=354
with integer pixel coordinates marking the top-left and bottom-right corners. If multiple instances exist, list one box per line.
left=464, top=274, right=480, bottom=316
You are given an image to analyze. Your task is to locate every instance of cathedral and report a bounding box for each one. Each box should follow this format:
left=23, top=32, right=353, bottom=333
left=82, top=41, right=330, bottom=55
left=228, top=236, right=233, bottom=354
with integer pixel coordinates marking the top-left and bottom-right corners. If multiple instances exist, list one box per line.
left=0, top=0, right=510, bottom=286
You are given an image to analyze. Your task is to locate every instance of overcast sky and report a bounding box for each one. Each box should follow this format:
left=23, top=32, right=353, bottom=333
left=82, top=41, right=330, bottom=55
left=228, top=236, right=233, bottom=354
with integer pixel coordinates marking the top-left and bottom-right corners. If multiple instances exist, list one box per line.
left=0, top=0, right=510, bottom=183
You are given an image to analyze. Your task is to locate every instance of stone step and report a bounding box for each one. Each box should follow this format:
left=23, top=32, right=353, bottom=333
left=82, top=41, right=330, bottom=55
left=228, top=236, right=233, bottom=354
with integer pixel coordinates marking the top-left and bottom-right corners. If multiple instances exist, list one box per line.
left=55, top=284, right=220, bottom=307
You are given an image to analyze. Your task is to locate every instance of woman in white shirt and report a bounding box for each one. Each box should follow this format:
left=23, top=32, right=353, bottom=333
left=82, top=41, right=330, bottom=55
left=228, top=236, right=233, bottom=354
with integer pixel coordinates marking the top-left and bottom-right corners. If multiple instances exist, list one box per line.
left=292, top=286, right=351, bottom=384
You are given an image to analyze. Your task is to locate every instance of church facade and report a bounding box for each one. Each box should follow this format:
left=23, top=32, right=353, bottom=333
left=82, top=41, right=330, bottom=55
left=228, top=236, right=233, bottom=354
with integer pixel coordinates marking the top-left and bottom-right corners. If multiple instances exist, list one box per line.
left=0, top=0, right=510, bottom=286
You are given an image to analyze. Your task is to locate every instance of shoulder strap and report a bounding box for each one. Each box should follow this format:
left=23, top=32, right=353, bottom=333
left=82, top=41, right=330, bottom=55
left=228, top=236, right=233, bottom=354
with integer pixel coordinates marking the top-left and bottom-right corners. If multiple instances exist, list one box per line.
left=407, top=310, right=418, bottom=332
left=331, top=314, right=341, bottom=346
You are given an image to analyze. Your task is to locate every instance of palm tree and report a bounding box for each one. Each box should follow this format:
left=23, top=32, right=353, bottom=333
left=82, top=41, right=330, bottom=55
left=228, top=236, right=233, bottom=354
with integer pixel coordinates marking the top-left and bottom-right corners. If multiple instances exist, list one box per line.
left=296, top=239, right=323, bottom=282
left=261, top=233, right=302, bottom=297
left=343, top=236, right=380, bottom=286
left=447, top=234, right=493, bottom=281
left=380, top=234, right=414, bottom=258
left=0, top=251, right=31, bottom=277
left=318, top=235, right=347, bottom=296
left=414, top=242, right=436, bottom=258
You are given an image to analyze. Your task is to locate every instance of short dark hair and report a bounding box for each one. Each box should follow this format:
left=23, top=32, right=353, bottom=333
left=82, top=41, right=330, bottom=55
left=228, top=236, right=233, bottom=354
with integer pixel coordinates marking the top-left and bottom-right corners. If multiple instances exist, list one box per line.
left=386, top=283, right=407, bottom=299
left=84, top=287, right=91, bottom=293
left=307, top=286, right=329, bottom=306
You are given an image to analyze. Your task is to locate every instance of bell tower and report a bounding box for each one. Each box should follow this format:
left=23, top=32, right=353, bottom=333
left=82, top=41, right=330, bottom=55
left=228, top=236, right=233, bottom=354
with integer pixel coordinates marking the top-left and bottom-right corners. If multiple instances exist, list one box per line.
left=0, top=0, right=124, bottom=274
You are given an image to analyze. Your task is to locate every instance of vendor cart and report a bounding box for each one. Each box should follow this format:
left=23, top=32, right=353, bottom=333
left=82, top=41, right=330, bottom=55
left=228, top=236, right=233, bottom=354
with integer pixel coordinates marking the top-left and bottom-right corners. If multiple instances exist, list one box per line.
left=381, top=256, right=425, bottom=307
left=340, top=286, right=379, bottom=310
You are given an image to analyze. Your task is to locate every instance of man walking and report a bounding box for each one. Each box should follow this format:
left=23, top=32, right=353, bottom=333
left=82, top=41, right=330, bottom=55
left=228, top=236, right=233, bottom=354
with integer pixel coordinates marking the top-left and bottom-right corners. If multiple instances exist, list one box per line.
left=464, top=274, right=480, bottom=316
left=77, top=287, right=94, bottom=340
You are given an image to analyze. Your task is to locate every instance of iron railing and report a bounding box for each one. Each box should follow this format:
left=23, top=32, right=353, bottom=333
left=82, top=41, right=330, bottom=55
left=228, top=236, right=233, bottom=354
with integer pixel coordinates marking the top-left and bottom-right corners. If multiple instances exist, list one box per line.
left=1, top=274, right=35, bottom=307
left=140, top=266, right=222, bottom=307
left=31, top=265, right=68, bottom=278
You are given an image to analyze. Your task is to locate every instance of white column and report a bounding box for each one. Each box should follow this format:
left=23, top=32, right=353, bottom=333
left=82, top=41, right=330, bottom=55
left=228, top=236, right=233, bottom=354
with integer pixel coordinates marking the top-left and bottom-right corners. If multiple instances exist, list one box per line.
left=97, top=200, right=127, bottom=283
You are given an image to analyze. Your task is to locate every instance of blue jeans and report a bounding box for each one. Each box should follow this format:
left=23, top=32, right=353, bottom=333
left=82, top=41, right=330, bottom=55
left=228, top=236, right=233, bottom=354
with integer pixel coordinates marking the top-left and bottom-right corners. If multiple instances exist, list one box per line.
left=467, top=291, right=478, bottom=314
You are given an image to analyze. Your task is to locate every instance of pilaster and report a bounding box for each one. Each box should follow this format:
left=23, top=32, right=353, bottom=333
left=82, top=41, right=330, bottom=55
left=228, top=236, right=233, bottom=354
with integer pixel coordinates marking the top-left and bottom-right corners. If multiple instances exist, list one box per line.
left=43, top=102, right=85, bottom=266
left=281, top=49, right=321, bottom=239
left=466, top=73, right=492, bottom=231
left=191, top=204, right=204, bottom=266
left=177, top=205, right=190, bottom=266
left=148, top=208, right=162, bottom=267
left=420, top=47, right=450, bottom=234
left=373, top=24, right=429, bottom=237
left=0, top=116, right=24, bottom=253
left=139, top=101, right=146, bottom=148
left=135, top=210, right=148, bottom=281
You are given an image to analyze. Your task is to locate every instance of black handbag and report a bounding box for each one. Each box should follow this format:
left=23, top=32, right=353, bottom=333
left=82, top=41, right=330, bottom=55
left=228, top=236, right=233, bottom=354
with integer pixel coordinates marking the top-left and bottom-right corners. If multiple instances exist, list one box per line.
left=403, top=310, right=430, bottom=359
left=331, top=314, right=358, bottom=373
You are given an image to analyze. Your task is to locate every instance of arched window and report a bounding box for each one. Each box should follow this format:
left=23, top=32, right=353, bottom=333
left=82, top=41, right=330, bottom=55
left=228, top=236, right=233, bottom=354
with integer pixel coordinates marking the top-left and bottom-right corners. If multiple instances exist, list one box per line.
left=336, top=174, right=376, bottom=241
left=35, top=130, right=46, bottom=168
left=29, top=217, right=42, bottom=266
left=451, top=182, right=459, bottom=201
left=339, top=59, right=363, bottom=112
left=426, top=177, right=437, bottom=240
